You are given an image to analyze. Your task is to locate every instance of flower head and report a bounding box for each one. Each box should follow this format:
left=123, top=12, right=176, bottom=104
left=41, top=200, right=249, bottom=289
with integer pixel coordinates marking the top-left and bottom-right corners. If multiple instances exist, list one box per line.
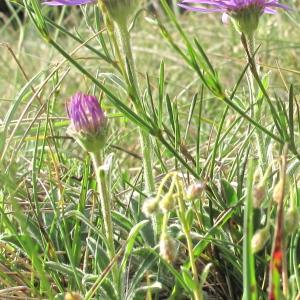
left=44, top=0, right=95, bottom=6
left=44, top=0, right=137, bottom=25
left=67, top=93, right=108, bottom=152
left=179, top=0, right=289, bottom=35
left=102, top=0, right=136, bottom=23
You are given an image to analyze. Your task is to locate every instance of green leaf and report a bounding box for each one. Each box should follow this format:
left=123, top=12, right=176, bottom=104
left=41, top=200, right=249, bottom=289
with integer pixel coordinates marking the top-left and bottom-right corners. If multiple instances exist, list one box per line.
left=220, top=179, right=238, bottom=206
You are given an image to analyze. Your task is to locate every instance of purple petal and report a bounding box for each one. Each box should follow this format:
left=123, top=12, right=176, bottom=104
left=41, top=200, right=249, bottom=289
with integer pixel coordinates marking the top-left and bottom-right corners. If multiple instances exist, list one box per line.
left=43, top=0, right=95, bottom=6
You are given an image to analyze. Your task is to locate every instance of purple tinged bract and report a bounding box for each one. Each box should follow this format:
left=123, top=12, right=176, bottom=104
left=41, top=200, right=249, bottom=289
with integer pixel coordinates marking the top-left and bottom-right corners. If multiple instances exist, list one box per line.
left=68, top=92, right=107, bottom=136
left=67, top=93, right=108, bottom=152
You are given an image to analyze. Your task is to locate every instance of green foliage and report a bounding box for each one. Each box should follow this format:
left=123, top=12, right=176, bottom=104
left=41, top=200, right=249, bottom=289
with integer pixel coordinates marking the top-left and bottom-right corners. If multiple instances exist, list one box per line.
left=1, top=0, right=300, bottom=299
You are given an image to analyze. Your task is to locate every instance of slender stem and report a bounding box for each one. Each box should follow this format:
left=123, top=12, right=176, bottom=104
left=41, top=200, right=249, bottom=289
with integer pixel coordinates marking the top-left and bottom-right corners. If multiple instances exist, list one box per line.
left=115, top=20, right=155, bottom=194
left=244, top=33, right=267, bottom=170
left=98, top=1, right=128, bottom=82
left=243, top=159, right=257, bottom=300
left=91, top=152, right=118, bottom=283
left=176, top=177, right=203, bottom=300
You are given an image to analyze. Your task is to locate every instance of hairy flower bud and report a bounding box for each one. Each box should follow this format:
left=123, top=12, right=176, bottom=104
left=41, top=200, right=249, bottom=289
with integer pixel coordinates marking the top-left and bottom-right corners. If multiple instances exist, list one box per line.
left=159, top=193, right=175, bottom=213
left=186, top=181, right=206, bottom=201
left=67, top=93, right=108, bottom=153
left=285, top=208, right=300, bottom=234
left=251, top=227, right=270, bottom=254
left=142, top=197, right=159, bottom=217
left=65, top=292, right=82, bottom=300
left=273, top=178, right=288, bottom=204
left=253, top=183, right=266, bottom=208
left=159, top=234, right=178, bottom=263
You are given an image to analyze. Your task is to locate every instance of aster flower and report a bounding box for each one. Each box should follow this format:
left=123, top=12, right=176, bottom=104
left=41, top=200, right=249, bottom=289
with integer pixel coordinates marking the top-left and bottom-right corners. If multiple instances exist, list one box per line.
left=43, top=0, right=95, bottom=5
left=67, top=92, right=108, bottom=152
left=179, top=0, right=289, bottom=35
left=44, top=0, right=136, bottom=24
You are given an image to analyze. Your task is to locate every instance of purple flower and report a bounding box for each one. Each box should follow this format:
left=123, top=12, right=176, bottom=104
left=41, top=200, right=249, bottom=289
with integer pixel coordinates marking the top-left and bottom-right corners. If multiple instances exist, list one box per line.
left=68, top=93, right=107, bottom=136
left=44, top=0, right=137, bottom=24
left=179, top=0, right=289, bottom=34
left=43, top=0, right=95, bottom=6
left=67, top=93, right=108, bottom=152
left=178, top=0, right=289, bottom=14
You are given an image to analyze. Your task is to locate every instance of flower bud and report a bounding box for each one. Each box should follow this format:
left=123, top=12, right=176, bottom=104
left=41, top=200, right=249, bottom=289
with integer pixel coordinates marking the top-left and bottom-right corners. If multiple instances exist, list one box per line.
left=285, top=208, right=300, bottom=234
left=159, top=193, right=175, bottom=213
left=65, top=292, right=82, bottom=300
left=142, top=197, right=159, bottom=217
left=159, top=234, right=178, bottom=263
left=253, top=183, right=266, bottom=208
left=273, top=178, right=287, bottom=204
left=186, top=181, right=206, bottom=201
left=251, top=227, right=270, bottom=254
left=67, top=93, right=108, bottom=153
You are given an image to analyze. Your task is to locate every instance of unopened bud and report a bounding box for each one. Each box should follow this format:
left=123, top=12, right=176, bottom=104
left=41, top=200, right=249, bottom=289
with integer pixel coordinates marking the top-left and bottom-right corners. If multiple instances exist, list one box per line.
left=186, top=181, right=206, bottom=201
left=159, top=193, right=175, bottom=213
left=273, top=179, right=284, bottom=204
left=159, top=234, right=178, bottom=263
left=142, top=197, right=158, bottom=217
left=285, top=208, right=300, bottom=234
left=253, top=183, right=266, bottom=208
left=67, top=93, right=108, bottom=153
left=65, top=292, right=82, bottom=300
left=251, top=227, right=270, bottom=254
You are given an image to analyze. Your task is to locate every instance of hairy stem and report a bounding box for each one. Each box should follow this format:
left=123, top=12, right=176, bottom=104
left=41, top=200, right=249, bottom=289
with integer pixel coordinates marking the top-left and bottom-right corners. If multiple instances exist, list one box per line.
left=116, top=20, right=155, bottom=195
left=91, top=152, right=118, bottom=283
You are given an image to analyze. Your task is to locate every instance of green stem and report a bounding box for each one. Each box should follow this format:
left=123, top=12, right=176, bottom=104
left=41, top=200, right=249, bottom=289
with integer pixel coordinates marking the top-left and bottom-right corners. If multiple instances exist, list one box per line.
left=98, top=1, right=128, bottom=82
left=91, top=152, right=118, bottom=283
left=243, top=159, right=257, bottom=300
left=116, top=20, right=155, bottom=194
left=244, top=34, right=267, bottom=170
